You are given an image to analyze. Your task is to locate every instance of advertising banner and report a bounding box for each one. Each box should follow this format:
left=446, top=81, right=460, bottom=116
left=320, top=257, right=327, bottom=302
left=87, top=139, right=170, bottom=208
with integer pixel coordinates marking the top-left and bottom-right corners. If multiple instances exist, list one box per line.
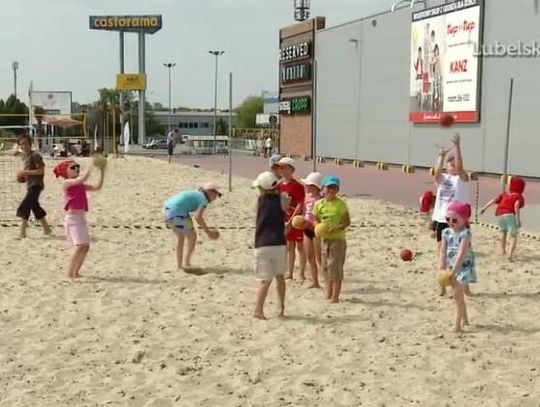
left=31, top=91, right=72, bottom=115
left=89, top=15, right=162, bottom=34
left=409, top=0, right=483, bottom=123
left=116, top=73, right=147, bottom=91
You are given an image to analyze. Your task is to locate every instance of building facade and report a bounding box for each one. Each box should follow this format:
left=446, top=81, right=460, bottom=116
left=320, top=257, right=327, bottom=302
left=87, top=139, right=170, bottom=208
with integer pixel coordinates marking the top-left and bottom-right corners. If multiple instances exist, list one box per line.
left=153, top=111, right=237, bottom=136
left=278, top=17, right=325, bottom=157
left=279, top=0, right=540, bottom=178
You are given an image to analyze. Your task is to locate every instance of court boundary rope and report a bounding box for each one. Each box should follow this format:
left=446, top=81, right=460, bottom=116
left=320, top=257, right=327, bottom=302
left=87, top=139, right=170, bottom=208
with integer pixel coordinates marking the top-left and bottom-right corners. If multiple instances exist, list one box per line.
left=1, top=220, right=539, bottom=241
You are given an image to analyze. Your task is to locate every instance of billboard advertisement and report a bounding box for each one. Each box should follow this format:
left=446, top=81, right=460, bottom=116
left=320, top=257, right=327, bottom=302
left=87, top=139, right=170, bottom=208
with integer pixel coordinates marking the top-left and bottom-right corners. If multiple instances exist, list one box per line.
left=262, top=91, right=279, bottom=114
left=409, top=0, right=483, bottom=123
left=89, top=15, right=162, bottom=34
left=31, top=91, right=72, bottom=115
left=116, top=73, right=147, bottom=90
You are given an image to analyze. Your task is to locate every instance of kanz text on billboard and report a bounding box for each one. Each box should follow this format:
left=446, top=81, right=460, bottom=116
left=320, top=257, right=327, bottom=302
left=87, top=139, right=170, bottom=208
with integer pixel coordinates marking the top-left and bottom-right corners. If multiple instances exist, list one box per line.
left=409, top=0, right=483, bottom=123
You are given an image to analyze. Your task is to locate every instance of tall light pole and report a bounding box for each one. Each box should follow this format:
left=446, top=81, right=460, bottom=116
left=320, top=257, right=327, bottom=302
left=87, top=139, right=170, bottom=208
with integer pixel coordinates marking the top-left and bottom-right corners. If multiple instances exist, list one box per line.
left=209, top=50, right=225, bottom=154
left=12, top=61, right=19, bottom=99
left=163, top=62, right=176, bottom=134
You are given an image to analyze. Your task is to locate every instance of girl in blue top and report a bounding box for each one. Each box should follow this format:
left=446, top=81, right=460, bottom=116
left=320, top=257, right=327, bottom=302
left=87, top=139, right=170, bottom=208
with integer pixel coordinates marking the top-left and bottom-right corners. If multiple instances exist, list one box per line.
left=438, top=201, right=476, bottom=333
left=163, top=182, right=221, bottom=271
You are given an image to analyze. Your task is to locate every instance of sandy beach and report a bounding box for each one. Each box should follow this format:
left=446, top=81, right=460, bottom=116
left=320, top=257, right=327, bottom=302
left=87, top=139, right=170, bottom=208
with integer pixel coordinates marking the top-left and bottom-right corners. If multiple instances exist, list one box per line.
left=1, top=156, right=539, bottom=406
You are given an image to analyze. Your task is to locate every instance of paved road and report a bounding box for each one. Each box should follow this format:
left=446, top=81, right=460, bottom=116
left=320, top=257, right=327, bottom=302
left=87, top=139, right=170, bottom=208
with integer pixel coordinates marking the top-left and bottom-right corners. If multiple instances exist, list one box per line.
left=129, top=147, right=540, bottom=234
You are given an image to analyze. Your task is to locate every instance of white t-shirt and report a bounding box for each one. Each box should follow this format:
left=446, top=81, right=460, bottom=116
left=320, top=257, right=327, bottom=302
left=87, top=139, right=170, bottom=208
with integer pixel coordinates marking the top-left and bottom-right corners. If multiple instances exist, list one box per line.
left=265, top=137, right=272, bottom=148
left=432, top=173, right=470, bottom=223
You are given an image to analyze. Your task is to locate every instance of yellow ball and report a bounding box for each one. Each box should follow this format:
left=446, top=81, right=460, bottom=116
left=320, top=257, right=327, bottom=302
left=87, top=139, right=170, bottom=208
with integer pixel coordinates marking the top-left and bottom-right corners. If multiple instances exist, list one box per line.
left=314, top=223, right=330, bottom=239
left=437, top=269, right=452, bottom=288
left=291, top=215, right=306, bottom=230
left=92, top=154, right=108, bottom=171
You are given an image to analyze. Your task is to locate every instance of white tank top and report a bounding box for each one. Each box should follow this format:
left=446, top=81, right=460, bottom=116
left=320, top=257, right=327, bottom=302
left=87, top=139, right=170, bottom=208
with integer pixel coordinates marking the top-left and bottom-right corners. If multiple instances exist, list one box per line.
left=432, top=173, right=470, bottom=223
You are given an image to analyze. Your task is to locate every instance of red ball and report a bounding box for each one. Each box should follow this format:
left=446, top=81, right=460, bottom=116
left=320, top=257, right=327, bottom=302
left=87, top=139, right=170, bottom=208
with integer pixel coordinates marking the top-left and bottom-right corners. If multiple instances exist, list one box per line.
left=16, top=173, right=26, bottom=183
left=400, top=249, right=413, bottom=261
left=439, top=113, right=455, bottom=127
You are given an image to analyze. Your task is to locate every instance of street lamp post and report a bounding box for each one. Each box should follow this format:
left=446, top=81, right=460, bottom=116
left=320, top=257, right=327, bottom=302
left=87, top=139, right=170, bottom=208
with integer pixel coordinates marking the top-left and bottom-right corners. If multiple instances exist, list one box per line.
left=12, top=61, right=19, bottom=99
left=163, top=63, right=176, bottom=134
left=209, top=50, right=225, bottom=154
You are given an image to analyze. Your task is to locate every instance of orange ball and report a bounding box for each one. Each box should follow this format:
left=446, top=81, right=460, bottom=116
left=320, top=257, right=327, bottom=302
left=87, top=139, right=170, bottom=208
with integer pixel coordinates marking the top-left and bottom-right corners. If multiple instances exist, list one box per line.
left=439, top=113, right=455, bottom=127
left=400, top=249, right=413, bottom=261
left=16, top=172, right=26, bottom=183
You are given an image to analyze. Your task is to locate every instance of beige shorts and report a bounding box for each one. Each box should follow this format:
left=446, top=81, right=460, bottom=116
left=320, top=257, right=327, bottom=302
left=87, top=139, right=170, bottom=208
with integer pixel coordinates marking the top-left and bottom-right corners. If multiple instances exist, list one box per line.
left=321, top=239, right=347, bottom=281
left=254, top=246, right=286, bottom=281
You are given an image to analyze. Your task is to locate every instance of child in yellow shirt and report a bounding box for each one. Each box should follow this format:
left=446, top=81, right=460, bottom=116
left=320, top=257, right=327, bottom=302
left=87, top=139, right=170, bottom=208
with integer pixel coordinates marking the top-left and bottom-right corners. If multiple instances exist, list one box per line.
left=313, top=175, right=351, bottom=303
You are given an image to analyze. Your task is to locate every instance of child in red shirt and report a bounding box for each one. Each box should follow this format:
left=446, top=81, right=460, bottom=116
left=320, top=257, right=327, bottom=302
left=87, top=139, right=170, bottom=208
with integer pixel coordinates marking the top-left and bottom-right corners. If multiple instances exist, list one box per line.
left=480, top=177, right=525, bottom=262
left=277, top=157, right=307, bottom=281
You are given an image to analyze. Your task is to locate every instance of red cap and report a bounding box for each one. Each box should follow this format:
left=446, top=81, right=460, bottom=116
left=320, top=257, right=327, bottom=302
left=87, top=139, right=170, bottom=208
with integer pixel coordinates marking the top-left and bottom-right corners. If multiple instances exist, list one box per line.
left=53, top=160, right=74, bottom=179
left=509, top=177, right=525, bottom=194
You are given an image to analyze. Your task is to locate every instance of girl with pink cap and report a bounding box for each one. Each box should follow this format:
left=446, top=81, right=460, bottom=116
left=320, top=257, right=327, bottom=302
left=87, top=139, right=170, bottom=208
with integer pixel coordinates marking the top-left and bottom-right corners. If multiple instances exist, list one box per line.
left=438, top=201, right=476, bottom=333
left=301, top=172, right=324, bottom=288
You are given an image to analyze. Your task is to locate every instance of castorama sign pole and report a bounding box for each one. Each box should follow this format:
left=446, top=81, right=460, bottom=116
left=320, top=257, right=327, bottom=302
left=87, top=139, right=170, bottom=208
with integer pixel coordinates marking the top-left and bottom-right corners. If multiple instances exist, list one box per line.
left=89, top=15, right=163, bottom=146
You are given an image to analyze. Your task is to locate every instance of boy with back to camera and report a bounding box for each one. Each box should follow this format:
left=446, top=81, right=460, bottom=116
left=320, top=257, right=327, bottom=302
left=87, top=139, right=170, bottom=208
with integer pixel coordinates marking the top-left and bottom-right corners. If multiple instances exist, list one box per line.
left=252, top=171, right=288, bottom=319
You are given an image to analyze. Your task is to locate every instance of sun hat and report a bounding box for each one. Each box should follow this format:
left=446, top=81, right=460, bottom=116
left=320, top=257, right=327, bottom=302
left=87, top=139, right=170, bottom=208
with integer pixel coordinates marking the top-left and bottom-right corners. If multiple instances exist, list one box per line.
left=269, top=154, right=283, bottom=168
left=53, top=160, right=76, bottom=179
left=322, top=175, right=341, bottom=188
left=277, top=157, right=296, bottom=168
left=509, top=177, right=525, bottom=194
left=301, top=172, right=323, bottom=188
left=252, top=171, right=279, bottom=190
left=202, top=182, right=222, bottom=196
left=446, top=201, right=471, bottom=220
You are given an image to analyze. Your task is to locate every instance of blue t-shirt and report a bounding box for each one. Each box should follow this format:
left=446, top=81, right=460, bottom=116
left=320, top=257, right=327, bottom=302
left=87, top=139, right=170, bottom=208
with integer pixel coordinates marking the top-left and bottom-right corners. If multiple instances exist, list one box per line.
left=165, top=190, right=208, bottom=214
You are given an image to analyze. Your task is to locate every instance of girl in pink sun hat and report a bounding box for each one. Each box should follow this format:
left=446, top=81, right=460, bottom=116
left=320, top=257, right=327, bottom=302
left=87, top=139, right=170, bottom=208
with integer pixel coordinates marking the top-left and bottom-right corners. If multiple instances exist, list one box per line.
left=300, top=172, right=324, bottom=288
left=438, top=201, right=476, bottom=333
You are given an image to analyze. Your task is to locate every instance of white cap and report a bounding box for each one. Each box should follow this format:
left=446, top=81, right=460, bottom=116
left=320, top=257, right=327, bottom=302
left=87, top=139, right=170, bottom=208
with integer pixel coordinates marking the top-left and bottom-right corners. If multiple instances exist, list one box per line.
left=301, top=172, right=323, bottom=188
left=277, top=157, right=296, bottom=168
left=202, top=182, right=222, bottom=196
left=252, top=171, right=279, bottom=190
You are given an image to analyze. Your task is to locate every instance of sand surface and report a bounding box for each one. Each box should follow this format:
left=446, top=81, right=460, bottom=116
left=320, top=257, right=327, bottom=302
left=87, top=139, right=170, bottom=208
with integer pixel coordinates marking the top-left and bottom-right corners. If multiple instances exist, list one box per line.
left=1, top=156, right=539, bottom=406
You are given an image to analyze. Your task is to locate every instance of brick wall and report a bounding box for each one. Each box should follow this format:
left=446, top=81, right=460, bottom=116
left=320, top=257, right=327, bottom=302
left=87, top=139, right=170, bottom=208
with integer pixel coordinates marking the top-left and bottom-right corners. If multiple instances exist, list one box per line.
left=280, top=114, right=312, bottom=157
left=279, top=17, right=325, bottom=159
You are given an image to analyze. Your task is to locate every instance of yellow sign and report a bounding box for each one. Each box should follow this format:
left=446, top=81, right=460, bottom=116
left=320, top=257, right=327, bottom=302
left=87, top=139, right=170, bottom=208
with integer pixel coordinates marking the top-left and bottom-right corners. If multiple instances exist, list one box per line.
left=89, top=15, right=162, bottom=34
left=116, top=74, right=147, bottom=90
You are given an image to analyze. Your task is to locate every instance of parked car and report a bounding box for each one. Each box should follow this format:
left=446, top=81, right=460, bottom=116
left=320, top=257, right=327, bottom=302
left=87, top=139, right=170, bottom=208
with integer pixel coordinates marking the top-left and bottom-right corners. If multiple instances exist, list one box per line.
left=143, top=139, right=168, bottom=149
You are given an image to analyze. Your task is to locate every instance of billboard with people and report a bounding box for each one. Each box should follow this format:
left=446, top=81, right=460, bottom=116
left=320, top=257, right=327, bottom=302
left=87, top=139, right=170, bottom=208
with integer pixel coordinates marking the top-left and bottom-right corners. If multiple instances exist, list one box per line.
left=409, top=0, right=483, bottom=123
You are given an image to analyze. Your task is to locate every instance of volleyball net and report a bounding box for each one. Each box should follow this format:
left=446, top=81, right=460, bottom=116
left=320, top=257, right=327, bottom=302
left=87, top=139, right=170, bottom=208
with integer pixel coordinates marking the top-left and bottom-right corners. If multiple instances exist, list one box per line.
left=0, top=113, right=89, bottom=221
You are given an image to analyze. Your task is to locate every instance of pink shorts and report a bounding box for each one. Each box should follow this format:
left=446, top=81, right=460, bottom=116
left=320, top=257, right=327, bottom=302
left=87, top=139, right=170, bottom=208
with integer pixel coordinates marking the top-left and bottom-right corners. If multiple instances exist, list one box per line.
left=64, top=213, right=90, bottom=246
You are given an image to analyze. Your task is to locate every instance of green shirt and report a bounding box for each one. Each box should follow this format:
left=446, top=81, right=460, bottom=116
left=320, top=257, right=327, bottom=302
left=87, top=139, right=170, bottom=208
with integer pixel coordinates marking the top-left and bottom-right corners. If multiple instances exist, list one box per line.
left=313, top=197, right=349, bottom=240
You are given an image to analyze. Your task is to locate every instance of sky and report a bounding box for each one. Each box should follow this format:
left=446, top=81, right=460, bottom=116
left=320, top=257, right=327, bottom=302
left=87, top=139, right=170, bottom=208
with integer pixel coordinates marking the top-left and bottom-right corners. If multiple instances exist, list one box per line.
left=1, top=0, right=386, bottom=109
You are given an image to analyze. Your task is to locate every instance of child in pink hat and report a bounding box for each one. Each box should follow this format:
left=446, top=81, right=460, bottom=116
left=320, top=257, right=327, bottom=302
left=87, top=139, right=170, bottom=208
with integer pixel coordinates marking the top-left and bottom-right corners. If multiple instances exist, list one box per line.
left=438, top=201, right=476, bottom=333
left=300, top=172, right=324, bottom=288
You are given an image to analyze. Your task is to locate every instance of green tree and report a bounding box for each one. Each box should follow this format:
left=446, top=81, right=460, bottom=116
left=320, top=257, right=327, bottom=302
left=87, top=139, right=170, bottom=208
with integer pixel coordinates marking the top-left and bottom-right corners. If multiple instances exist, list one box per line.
left=0, top=95, right=28, bottom=127
left=215, top=118, right=228, bottom=135
left=235, top=95, right=263, bottom=128
left=153, top=102, right=165, bottom=111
